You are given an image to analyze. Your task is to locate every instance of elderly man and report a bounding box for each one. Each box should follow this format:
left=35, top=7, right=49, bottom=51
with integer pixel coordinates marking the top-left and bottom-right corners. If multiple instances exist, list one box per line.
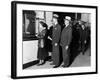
left=60, top=16, right=72, bottom=67
left=51, top=14, right=61, bottom=68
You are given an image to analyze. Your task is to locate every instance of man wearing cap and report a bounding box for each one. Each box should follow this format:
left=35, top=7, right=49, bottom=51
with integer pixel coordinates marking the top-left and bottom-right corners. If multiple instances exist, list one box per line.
left=51, top=14, right=61, bottom=68
left=78, top=21, right=88, bottom=55
left=60, top=16, right=72, bottom=67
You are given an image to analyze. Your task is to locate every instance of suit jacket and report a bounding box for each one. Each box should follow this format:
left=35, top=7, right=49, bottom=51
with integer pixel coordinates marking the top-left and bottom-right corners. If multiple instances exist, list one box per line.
left=78, top=25, right=88, bottom=42
left=48, top=26, right=53, bottom=39
left=60, top=25, right=72, bottom=47
left=52, top=24, right=61, bottom=45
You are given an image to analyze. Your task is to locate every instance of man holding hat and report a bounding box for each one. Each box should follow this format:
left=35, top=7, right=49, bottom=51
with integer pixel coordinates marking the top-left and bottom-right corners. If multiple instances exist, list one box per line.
left=60, top=16, right=72, bottom=67
left=51, top=14, right=61, bottom=68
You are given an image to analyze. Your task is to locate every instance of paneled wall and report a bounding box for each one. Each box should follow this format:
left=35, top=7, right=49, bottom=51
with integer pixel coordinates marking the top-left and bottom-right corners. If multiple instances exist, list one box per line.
left=81, top=13, right=91, bottom=23
left=45, top=12, right=53, bottom=29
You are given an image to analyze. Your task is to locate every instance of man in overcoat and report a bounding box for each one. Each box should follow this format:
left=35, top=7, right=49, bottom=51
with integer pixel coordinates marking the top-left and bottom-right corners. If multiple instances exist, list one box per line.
left=51, top=14, right=61, bottom=68
left=78, top=21, right=88, bottom=55
left=60, top=16, right=72, bottom=67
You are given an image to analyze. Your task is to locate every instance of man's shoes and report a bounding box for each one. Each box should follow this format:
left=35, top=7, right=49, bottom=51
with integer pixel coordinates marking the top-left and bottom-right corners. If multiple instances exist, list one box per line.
left=78, top=47, right=81, bottom=51
left=37, top=62, right=45, bottom=66
left=48, top=59, right=52, bottom=62
left=82, top=51, right=85, bottom=55
left=53, top=65, right=60, bottom=68
left=50, top=63, right=54, bottom=65
left=62, top=65, right=69, bottom=68
left=37, top=64, right=41, bottom=66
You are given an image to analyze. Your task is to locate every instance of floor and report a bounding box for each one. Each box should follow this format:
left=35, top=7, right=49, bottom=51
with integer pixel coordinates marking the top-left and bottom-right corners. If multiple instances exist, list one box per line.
left=26, top=48, right=91, bottom=69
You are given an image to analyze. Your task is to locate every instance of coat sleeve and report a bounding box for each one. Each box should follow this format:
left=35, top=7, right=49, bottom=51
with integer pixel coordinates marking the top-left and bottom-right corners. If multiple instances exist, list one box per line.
left=67, top=28, right=72, bottom=46
left=56, top=25, right=61, bottom=43
left=52, top=25, right=61, bottom=45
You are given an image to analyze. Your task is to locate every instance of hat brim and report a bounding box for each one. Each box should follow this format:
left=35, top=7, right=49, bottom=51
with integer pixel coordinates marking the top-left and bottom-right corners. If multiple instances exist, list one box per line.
left=53, top=16, right=58, bottom=19
left=64, top=19, right=71, bottom=21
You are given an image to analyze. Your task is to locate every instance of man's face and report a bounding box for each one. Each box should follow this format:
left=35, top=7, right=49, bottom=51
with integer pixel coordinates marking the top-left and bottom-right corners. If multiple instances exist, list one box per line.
left=52, top=18, right=57, bottom=24
left=39, top=23, right=44, bottom=32
left=64, top=20, right=69, bottom=26
left=78, top=21, right=82, bottom=25
left=82, top=25, right=85, bottom=29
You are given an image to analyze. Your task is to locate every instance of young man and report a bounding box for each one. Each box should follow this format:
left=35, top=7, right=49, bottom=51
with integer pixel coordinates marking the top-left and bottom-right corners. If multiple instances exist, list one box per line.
left=51, top=14, right=61, bottom=68
left=78, top=21, right=88, bottom=55
left=60, top=16, right=72, bottom=67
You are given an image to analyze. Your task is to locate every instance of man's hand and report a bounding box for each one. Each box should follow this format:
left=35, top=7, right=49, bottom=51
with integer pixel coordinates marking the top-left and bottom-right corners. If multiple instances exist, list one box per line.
left=35, top=33, right=38, bottom=37
left=65, top=46, right=68, bottom=50
left=84, top=40, right=87, bottom=44
left=48, top=36, right=52, bottom=41
left=55, top=43, right=58, bottom=46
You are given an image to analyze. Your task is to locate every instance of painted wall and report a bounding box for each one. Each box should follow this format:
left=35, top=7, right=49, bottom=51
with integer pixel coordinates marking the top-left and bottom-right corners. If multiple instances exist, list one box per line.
left=23, top=40, right=38, bottom=64
left=45, top=12, right=53, bottom=29
left=81, top=13, right=91, bottom=23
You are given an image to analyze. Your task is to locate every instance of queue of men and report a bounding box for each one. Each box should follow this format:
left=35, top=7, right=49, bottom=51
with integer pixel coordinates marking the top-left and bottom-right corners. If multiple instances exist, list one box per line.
left=47, top=14, right=90, bottom=68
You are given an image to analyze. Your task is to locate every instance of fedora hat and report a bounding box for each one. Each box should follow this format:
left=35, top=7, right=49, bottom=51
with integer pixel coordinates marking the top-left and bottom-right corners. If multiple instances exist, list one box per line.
left=53, top=14, right=59, bottom=19
left=64, top=16, right=71, bottom=21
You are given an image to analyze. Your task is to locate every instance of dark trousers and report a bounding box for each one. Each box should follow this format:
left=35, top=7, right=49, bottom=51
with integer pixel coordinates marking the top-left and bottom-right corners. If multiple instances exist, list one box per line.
left=52, top=45, right=60, bottom=66
left=80, top=40, right=85, bottom=54
left=62, top=46, right=70, bottom=66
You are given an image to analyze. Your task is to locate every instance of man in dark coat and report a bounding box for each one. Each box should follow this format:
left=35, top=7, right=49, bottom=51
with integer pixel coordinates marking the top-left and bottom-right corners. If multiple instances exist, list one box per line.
left=78, top=21, right=88, bottom=55
left=51, top=14, right=61, bottom=68
left=60, top=16, right=72, bottom=67
left=47, top=26, right=53, bottom=52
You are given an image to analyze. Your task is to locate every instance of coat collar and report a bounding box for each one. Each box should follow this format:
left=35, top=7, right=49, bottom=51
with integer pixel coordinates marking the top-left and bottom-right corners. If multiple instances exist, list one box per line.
left=64, top=25, right=71, bottom=30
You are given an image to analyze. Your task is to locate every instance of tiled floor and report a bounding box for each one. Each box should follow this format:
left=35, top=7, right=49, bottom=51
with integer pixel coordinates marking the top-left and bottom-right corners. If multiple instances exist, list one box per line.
left=26, top=48, right=90, bottom=69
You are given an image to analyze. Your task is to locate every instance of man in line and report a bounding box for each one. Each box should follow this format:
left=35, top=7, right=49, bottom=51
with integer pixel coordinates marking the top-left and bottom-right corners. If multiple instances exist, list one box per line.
left=47, top=25, right=53, bottom=62
left=51, top=14, right=61, bottom=68
left=60, top=16, right=72, bottom=67
left=78, top=21, right=88, bottom=55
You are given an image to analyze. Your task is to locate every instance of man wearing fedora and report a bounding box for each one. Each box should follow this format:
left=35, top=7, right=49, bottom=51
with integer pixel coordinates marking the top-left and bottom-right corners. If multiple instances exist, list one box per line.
left=51, top=14, right=61, bottom=68
left=60, top=16, right=72, bottom=67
